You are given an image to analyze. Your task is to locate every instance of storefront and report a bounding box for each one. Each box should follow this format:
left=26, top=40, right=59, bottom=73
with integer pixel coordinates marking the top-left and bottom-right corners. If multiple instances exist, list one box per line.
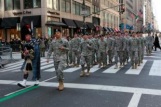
left=62, top=18, right=76, bottom=37
left=1, top=17, right=20, bottom=42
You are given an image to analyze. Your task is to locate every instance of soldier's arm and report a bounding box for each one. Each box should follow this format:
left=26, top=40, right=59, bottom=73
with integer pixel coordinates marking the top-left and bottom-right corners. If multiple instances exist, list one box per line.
left=47, top=42, right=53, bottom=59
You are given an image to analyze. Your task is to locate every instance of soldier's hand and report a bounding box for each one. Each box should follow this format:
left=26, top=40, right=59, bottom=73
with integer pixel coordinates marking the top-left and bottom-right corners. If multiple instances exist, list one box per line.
left=59, top=46, right=65, bottom=50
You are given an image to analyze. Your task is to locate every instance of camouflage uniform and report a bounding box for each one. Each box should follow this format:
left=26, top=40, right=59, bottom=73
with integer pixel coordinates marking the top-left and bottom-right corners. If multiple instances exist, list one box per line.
left=79, top=38, right=93, bottom=76
left=129, top=36, right=138, bottom=69
left=47, top=38, right=69, bottom=81
left=107, top=36, right=115, bottom=64
left=114, top=35, right=124, bottom=68
left=98, top=37, right=107, bottom=67
left=145, top=35, right=153, bottom=55
left=70, top=37, right=81, bottom=66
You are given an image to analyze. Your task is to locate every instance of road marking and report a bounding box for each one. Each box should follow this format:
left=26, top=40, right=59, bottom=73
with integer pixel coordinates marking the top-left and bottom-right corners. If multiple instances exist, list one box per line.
left=0, top=86, right=38, bottom=103
left=125, top=60, right=147, bottom=75
left=149, top=60, right=161, bottom=76
left=128, top=93, right=142, bottom=107
left=1, top=80, right=161, bottom=96
left=44, top=68, right=55, bottom=72
left=102, top=65, right=120, bottom=73
left=41, top=76, right=57, bottom=82
left=41, top=63, right=54, bottom=70
left=4, top=85, right=34, bottom=96
left=64, top=67, right=81, bottom=72
left=90, top=65, right=100, bottom=73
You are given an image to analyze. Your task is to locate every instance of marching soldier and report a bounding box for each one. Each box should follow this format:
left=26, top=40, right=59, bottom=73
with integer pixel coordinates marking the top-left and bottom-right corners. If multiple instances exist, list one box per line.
left=79, top=34, right=93, bottom=77
left=98, top=35, right=108, bottom=68
left=70, top=33, right=81, bottom=67
left=129, top=32, right=138, bottom=69
left=47, top=29, right=69, bottom=91
left=145, top=33, right=154, bottom=55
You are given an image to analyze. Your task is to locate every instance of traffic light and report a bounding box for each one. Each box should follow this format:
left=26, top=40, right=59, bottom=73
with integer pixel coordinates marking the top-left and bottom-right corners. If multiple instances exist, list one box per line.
left=120, top=4, right=125, bottom=14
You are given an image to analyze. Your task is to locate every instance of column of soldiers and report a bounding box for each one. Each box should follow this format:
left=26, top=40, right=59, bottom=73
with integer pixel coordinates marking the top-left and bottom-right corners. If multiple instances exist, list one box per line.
left=63, top=32, right=154, bottom=76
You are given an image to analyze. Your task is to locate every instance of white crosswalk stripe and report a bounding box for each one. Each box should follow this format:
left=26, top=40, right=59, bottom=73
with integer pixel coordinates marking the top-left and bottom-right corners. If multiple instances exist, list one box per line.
left=125, top=60, right=147, bottom=75
left=149, top=60, right=161, bottom=76
left=1, top=59, right=161, bottom=77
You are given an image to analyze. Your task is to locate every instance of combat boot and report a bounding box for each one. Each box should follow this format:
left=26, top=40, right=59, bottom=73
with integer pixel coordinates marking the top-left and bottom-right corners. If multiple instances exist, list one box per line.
left=58, top=81, right=64, bottom=91
left=114, top=64, right=118, bottom=69
left=132, top=65, right=135, bottom=69
left=80, top=71, right=85, bottom=77
left=135, top=64, right=137, bottom=69
left=86, top=71, right=90, bottom=76
left=98, top=63, right=102, bottom=68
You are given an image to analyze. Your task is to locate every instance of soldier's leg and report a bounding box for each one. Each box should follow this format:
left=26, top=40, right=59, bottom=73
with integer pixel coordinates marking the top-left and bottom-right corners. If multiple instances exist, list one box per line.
left=114, top=51, right=119, bottom=69
left=108, top=50, right=112, bottom=64
left=98, top=52, right=102, bottom=68
left=56, top=59, right=66, bottom=91
left=134, top=51, right=138, bottom=69
left=80, top=56, right=86, bottom=77
left=72, top=51, right=76, bottom=66
left=103, top=52, right=107, bottom=67
left=86, top=56, right=91, bottom=76
left=131, top=51, right=135, bottom=69
left=76, top=52, right=80, bottom=66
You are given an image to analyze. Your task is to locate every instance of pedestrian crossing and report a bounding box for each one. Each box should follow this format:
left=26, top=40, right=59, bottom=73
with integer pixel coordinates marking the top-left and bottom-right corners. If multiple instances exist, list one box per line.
left=1, top=58, right=161, bottom=77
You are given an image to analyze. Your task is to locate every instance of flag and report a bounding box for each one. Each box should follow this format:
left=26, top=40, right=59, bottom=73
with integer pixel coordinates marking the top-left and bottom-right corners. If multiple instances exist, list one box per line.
left=135, top=16, right=139, bottom=22
left=138, top=9, right=143, bottom=18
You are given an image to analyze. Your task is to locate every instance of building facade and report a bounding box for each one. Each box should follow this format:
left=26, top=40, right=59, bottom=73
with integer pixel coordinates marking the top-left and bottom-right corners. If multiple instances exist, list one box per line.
left=120, top=0, right=144, bottom=32
left=0, top=0, right=120, bottom=42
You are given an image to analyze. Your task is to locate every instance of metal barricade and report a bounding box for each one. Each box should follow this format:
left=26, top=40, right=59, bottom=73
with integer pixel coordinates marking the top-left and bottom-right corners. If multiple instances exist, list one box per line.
left=0, top=47, right=12, bottom=68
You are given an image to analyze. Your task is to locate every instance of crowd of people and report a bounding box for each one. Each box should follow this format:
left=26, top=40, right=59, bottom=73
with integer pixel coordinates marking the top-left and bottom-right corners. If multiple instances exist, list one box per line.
left=16, top=30, right=161, bottom=91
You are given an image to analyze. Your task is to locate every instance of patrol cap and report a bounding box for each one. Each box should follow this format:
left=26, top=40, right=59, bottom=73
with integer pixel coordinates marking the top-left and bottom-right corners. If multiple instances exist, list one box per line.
left=54, top=29, right=61, bottom=34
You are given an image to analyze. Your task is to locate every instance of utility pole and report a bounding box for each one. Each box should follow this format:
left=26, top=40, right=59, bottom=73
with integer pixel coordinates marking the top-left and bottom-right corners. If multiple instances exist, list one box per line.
left=82, top=0, right=86, bottom=35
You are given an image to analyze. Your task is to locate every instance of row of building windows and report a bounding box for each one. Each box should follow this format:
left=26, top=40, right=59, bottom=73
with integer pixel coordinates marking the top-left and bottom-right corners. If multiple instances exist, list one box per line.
left=103, top=0, right=119, bottom=12
left=4, top=0, right=41, bottom=10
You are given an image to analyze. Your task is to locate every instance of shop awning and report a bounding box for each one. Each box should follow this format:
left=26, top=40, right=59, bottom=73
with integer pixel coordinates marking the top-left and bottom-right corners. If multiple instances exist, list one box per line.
left=1, top=17, right=20, bottom=28
left=74, top=20, right=87, bottom=29
left=103, top=27, right=108, bottom=31
left=86, top=22, right=94, bottom=29
left=62, top=18, right=76, bottom=28
left=21, top=15, right=41, bottom=27
left=0, top=18, right=2, bottom=29
left=46, top=21, right=67, bottom=26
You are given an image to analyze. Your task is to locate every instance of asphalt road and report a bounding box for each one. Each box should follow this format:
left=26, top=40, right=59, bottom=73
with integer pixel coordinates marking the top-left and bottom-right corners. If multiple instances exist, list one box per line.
left=0, top=50, right=161, bottom=107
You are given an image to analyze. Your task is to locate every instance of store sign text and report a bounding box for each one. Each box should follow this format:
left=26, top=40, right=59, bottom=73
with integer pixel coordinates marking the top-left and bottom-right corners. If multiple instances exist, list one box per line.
left=13, top=11, right=32, bottom=16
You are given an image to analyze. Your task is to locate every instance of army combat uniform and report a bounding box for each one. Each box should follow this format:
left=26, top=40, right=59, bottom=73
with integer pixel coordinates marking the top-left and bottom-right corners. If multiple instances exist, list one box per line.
left=47, top=38, right=69, bottom=82
left=79, top=38, right=93, bottom=77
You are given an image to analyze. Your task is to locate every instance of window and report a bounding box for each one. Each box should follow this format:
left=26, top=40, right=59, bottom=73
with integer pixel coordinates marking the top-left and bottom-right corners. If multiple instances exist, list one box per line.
left=72, top=1, right=90, bottom=16
left=0, top=0, right=2, bottom=10
left=61, top=0, right=71, bottom=13
left=14, top=0, right=20, bottom=10
left=47, top=0, right=60, bottom=10
left=5, top=0, right=20, bottom=10
left=24, top=0, right=41, bottom=9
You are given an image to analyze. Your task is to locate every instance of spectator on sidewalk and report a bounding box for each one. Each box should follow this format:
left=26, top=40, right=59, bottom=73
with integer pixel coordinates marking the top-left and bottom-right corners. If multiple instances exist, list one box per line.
left=154, top=33, right=161, bottom=51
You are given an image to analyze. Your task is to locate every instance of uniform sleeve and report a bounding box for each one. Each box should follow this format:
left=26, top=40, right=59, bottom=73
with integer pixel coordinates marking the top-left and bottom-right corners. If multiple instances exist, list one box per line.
left=47, top=42, right=53, bottom=59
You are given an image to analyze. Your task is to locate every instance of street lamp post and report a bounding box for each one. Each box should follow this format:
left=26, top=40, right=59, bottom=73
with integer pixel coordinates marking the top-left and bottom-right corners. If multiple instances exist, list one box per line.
left=82, top=0, right=86, bottom=35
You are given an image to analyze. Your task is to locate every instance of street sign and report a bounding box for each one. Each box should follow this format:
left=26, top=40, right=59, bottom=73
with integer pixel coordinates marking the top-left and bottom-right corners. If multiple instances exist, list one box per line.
left=81, top=10, right=88, bottom=16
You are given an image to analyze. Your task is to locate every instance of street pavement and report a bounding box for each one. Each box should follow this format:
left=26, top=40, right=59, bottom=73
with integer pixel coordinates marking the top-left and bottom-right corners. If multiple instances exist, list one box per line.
left=0, top=50, right=161, bottom=107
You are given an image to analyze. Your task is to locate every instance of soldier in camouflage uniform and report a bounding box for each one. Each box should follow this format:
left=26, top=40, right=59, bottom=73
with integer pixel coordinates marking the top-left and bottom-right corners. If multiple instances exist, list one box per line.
left=145, top=33, right=154, bottom=55
left=114, top=32, right=124, bottom=68
left=47, top=29, right=69, bottom=91
left=70, top=33, right=81, bottom=67
left=137, top=32, right=143, bottom=66
left=140, top=32, right=146, bottom=63
left=98, top=35, right=108, bottom=68
left=129, top=32, right=138, bottom=69
left=88, top=34, right=95, bottom=66
left=79, top=34, right=93, bottom=77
